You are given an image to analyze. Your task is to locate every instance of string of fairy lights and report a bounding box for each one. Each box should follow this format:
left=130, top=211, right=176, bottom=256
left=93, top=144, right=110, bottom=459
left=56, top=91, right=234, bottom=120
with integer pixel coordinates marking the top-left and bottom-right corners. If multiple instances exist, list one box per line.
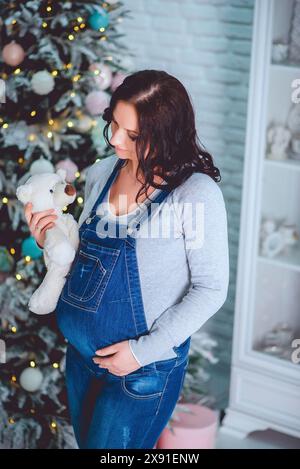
left=6, top=324, right=64, bottom=431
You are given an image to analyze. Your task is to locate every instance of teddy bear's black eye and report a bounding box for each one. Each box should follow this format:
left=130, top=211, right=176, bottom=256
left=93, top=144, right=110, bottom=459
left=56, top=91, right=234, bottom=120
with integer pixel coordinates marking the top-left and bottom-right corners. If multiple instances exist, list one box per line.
left=50, top=189, right=54, bottom=193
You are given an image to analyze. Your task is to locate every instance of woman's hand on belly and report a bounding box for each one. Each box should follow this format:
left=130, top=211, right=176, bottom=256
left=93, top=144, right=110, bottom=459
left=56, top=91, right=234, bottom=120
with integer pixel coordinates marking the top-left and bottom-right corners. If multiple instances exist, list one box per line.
left=92, top=340, right=141, bottom=376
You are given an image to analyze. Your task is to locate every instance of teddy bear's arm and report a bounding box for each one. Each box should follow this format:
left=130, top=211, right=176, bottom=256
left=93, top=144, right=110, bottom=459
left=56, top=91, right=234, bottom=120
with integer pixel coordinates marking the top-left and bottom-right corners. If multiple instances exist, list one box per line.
left=63, top=213, right=80, bottom=251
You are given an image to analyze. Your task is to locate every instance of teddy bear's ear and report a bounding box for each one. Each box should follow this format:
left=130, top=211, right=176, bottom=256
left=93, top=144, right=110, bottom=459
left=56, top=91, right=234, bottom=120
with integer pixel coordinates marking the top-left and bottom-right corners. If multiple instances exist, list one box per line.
left=56, top=168, right=67, bottom=181
left=16, top=184, right=32, bottom=205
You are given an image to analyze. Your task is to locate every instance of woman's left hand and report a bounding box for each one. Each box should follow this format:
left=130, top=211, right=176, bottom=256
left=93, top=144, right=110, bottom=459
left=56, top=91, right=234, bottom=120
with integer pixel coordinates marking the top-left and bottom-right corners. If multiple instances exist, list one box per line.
left=93, top=340, right=141, bottom=376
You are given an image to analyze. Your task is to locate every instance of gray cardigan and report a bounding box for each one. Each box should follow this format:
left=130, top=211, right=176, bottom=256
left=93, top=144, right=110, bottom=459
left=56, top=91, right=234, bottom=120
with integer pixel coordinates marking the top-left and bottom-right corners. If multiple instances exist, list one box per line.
left=78, top=155, right=229, bottom=366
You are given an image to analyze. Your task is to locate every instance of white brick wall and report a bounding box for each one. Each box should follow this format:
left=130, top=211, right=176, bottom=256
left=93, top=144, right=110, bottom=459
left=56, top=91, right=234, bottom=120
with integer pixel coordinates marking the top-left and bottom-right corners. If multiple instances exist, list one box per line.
left=119, top=0, right=255, bottom=408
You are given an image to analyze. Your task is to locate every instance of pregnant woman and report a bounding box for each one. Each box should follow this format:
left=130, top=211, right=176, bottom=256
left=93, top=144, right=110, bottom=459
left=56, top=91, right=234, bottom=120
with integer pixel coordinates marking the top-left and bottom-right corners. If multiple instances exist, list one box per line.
left=24, top=70, right=229, bottom=449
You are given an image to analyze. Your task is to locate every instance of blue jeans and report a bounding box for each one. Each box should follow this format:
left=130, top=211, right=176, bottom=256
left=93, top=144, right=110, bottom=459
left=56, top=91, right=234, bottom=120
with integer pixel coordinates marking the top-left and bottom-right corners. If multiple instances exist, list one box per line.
left=65, top=339, right=190, bottom=449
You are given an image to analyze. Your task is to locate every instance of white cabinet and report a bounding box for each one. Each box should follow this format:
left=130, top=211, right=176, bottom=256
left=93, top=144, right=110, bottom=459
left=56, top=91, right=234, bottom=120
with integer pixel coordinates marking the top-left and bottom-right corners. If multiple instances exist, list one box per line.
left=221, top=0, right=300, bottom=439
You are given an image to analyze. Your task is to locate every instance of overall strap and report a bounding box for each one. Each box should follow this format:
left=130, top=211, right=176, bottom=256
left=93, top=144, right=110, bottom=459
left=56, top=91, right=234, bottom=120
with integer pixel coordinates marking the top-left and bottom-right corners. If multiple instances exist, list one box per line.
left=127, top=186, right=172, bottom=231
left=89, top=157, right=125, bottom=217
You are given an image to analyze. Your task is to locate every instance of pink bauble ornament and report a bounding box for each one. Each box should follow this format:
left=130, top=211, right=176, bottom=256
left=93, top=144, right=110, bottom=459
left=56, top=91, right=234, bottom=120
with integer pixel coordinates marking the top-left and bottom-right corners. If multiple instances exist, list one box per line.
left=2, top=41, right=25, bottom=66
left=55, top=158, right=78, bottom=183
left=89, top=63, right=112, bottom=90
left=85, top=90, right=110, bottom=116
left=111, top=72, right=127, bottom=92
left=74, top=114, right=93, bottom=133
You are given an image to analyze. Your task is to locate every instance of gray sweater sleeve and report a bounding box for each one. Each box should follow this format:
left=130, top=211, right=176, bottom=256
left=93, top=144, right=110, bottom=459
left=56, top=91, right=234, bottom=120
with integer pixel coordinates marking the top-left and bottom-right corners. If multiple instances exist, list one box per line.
left=128, top=174, right=230, bottom=366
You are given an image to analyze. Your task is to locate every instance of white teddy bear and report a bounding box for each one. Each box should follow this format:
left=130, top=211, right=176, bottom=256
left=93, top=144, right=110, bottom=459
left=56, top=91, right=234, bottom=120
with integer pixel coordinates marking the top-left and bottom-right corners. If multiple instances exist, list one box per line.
left=16, top=168, right=79, bottom=315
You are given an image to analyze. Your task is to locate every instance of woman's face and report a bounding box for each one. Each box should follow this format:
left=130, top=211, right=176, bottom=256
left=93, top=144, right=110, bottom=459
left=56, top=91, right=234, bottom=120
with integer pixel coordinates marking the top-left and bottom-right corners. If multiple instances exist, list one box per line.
left=109, top=100, right=165, bottom=185
left=109, top=100, right=142, bottom=162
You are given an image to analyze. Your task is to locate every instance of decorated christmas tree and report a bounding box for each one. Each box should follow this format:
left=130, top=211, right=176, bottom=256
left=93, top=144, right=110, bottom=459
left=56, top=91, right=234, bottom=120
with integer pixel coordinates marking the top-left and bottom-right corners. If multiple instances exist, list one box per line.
left=0, top=0, right=133, bottom=448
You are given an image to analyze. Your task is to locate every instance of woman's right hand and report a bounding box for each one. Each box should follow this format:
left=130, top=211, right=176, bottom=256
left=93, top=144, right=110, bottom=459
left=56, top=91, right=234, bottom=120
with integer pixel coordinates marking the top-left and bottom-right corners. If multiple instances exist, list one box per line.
left=24, top=202, right=58, bottom=249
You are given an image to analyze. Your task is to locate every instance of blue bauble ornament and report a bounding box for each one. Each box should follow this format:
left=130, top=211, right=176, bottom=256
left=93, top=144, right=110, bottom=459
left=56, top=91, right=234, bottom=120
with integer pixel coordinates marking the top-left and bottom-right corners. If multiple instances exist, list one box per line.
left=88, top=9, right=110, bottom=30
left=21, top=236, right=43, bottom=259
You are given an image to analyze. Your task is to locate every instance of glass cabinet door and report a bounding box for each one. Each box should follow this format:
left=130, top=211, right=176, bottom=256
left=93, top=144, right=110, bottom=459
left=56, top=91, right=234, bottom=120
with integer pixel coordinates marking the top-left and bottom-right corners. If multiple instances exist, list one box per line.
left=252, top=0, right=300, bottom=368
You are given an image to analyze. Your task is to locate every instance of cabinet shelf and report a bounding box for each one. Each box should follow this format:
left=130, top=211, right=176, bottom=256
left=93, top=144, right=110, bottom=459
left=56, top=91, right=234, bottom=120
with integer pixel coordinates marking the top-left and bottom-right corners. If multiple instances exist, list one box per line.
left=252, top=347, right=299, bottom=370
left=270, top=62, right=300, bottom=72
left=257, top=244, right=300, bottom=272
left=264, top=158, right=300, bottom=172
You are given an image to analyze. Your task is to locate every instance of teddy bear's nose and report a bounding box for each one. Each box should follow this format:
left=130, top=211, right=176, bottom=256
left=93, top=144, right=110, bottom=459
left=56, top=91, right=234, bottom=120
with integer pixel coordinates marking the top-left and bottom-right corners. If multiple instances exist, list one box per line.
left=65, top=184, right=76, bottom=196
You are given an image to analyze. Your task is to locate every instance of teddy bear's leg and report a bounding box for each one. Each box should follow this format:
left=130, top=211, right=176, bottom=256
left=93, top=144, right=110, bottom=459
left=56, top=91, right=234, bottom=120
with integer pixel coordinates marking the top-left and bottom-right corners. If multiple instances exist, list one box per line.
left=29, top=268, right=67, bottom=315
left=44, top=227, right=76, bottom=266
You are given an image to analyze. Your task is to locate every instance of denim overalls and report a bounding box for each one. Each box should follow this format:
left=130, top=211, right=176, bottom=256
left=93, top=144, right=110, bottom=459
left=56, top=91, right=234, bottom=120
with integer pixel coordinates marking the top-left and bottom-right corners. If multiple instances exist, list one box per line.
left=55, top=157, right=191, bottom=449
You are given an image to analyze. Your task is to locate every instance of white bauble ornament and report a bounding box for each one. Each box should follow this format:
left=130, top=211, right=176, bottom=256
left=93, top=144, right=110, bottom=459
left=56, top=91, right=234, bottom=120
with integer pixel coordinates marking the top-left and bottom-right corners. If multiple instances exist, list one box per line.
left=74, top=114, right=93, bottom=133
left=30, top=156, right=54, bottom=175
left=89, top=63, right=112, bottom=90
left=31, top=70, right=55, bottom=95
left=20, top=367, right=43, bottom=392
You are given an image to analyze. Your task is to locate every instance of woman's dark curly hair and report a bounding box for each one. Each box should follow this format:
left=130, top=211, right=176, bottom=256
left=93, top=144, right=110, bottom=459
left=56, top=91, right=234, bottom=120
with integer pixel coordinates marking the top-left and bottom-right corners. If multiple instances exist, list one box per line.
left=102, top=69, right=221, bottom=203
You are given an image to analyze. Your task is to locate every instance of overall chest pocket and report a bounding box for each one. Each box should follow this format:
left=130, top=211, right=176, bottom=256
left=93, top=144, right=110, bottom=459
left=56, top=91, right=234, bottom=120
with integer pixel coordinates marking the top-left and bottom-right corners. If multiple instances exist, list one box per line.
left=67, top=250, right=105, bottom=301
left=62, top=242, right=120, bottom=312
